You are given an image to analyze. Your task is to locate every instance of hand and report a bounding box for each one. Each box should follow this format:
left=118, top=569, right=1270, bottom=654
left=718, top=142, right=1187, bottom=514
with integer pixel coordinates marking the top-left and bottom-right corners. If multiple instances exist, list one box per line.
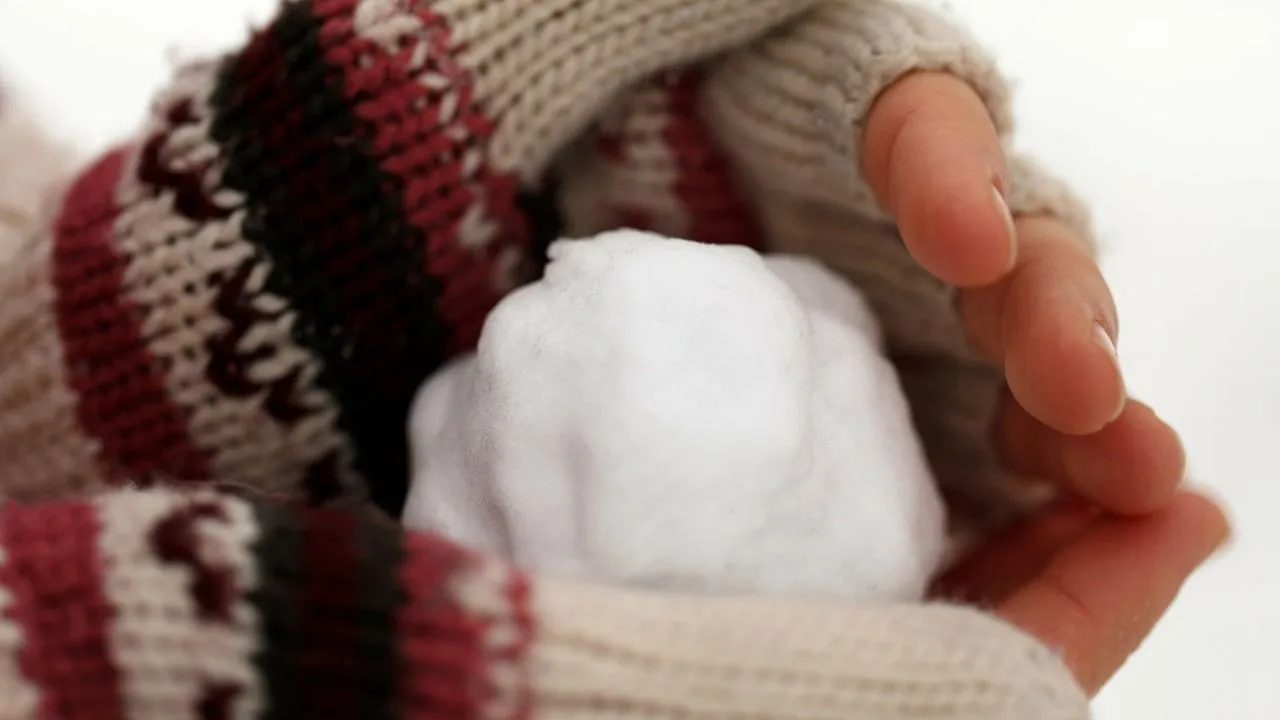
left=936, top=484, right=1228, bottom=696
left=860, top=71, right=1231, bottom=694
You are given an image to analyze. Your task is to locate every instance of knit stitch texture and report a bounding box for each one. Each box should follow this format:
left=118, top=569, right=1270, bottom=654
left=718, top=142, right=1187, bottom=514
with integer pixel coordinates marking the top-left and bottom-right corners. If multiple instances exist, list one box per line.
left=0, top=486, right=1089, bottom=720
left=0, top=0, right=1095, bottom=716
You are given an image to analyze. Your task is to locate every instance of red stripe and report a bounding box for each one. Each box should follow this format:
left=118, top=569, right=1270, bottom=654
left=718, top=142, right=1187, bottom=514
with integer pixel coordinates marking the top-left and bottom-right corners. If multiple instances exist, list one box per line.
left=0, top=499, right=124, bottom=720
left=615, top=208, right=657, bottom=234
left=663, top=72, right=765, bottom=250
left=592, top=97, right=671, bottom=235
left=396, top=533, right=489, bottom=720
left=51, top=148, right=211, bottom=483
left=313, top=0, right=530, bottom=353
left=503, top=571, right=535, bottom=720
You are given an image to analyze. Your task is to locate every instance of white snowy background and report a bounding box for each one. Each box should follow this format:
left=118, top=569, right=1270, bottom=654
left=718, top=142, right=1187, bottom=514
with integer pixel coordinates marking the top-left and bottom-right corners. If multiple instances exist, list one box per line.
left=0, top=0, right=1275, bottom=716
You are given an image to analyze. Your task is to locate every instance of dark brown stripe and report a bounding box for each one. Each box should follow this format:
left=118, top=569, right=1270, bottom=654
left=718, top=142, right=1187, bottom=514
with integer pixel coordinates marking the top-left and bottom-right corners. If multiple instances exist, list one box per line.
left=208, top=0, right=452, bottom=514
left=357, top=505, right=406, bottom=720
left=298, top=508, right=365, bottom=718
left=280, top=503, right=403, bottom=718
left=515, top=182, right=564, bottom=280
left=244, top=494, right=304, bottom=720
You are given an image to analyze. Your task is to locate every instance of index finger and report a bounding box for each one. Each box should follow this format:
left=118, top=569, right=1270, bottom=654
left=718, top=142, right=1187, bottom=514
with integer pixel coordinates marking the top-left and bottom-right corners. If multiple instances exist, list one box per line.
left=996, top=491, right=1230, bottom=695
left=862, top=71, right=1013, bottom=287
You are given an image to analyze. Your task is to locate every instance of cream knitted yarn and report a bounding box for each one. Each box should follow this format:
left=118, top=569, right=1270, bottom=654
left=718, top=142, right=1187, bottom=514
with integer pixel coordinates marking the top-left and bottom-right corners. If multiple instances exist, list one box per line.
left=532, top=580, right=1090, bottom=719
left=0, top=0, right=1099, bottom=715
left=0, top=99, right=76, bottom=261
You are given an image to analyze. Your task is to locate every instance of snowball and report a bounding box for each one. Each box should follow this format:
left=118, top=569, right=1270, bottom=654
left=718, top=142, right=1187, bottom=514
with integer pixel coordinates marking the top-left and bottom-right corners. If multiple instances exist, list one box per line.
left=403, top=230, right=947, bottom=602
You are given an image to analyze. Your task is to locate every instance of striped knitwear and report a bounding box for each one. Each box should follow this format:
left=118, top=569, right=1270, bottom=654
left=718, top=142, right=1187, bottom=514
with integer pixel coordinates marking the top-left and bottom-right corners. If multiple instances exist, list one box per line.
left=0, top=486, right=1089, bottom=719
left=0, top=0, right=1096, bottom=716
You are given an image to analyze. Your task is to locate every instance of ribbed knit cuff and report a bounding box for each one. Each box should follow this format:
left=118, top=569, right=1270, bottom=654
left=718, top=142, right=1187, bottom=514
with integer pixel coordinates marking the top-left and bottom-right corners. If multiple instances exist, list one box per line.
left=699, top=0, right=1094, bottom=250
left=818, top=2, right=1095, bottom=250
left=698, top=0, right=1009, bottom=224
left=1007, top=152, right=1097, bottom=253
left=531, top=579, right=1089, bottom=720
left=825, top=1, right=1013, bottom=146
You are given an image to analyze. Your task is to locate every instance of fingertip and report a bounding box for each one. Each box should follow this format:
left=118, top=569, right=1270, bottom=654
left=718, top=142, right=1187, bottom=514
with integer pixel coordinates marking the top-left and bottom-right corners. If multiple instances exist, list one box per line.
left=1005, top=305, right=1126, bottom=436
left=997, top=489, right=1230, bottom=695
left=1172, top=487, right=1233, bottom=555
left=862, top=71, right=1012, bottom=287
left=1058, top=401, right=1187, bottom=515
left=1129, top=490, right=1233, bottom=579
left=896, top=169, right=1015, bottom=287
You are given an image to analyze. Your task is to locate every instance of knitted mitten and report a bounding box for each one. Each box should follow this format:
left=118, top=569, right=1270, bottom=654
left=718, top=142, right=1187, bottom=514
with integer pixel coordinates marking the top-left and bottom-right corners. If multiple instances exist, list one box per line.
left=0, top=0, right=1091, bottom=528
left=0, top=486, right=1089, bottom=719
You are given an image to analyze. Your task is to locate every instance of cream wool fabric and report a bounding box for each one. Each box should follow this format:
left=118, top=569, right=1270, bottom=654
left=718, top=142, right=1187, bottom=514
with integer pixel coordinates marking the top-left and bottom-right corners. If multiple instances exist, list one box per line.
left=532, top=580, right=1089, bottom=720
left=0, top=0, right=1098, bottom=716
left=0, top=103, right=76, bottom=262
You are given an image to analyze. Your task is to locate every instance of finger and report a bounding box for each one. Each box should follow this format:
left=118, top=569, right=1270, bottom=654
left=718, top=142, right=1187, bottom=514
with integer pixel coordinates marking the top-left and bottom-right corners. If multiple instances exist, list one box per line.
left=862, top=71, right=1013, bottom=287
left=961, top=216, right=1125, bottom=435
left=997, top=491, right=1230, bottom=696
left=997, top=392, right=1186, bottom=515
left=931, top=496, right=1098, bottom=606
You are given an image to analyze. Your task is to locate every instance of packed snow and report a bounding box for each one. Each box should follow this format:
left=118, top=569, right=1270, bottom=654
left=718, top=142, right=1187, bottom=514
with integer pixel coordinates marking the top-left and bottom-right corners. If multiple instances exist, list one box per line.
left=403, top=230, right=948, bottom=602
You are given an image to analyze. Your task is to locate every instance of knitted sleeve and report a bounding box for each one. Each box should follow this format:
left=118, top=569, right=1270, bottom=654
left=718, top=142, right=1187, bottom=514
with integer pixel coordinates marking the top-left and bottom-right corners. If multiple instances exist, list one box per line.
left=0, top=486, right=1089, bottom=719
left=0, top=5, right=1101, bottom=717
left=0, top=0, right=1091, bottom=526
left=0, top=0, right=814, bottom=512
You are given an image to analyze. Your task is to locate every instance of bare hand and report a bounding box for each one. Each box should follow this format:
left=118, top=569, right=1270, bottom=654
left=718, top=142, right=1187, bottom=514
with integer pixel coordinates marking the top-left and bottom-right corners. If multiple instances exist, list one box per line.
left=861, top=71, right=1231, bottom=694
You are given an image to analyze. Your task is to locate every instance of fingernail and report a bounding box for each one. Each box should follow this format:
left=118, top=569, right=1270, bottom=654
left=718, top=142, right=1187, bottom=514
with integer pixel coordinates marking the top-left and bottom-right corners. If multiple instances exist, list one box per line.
left=993, top=183, right=1018, bottom=272
left=1093, top=321, right=1119, bottom=360
left=1092, top=321, right=1127, bottom=421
